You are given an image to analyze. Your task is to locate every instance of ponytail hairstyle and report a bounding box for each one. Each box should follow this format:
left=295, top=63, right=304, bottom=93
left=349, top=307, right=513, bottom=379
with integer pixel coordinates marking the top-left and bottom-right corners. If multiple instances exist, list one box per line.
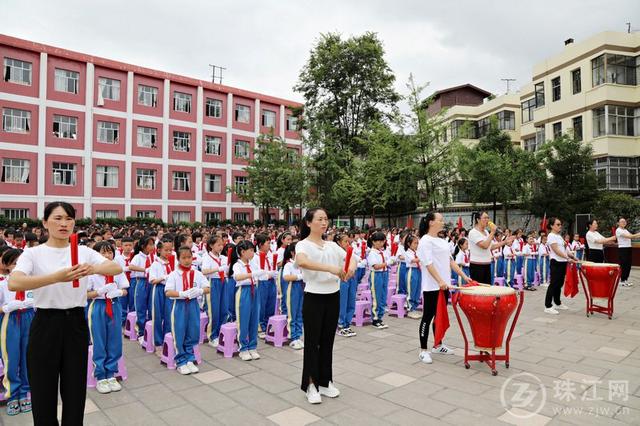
left=228, top=240, right=255, bottom=279
left=276, top=232, right=292, bottom=249
left=453, top=237, right=467, bottom=258
left=94, top=240, right=115, bottom=256
left=418, top=211, right=438, bottom=237
left=300, top=208, right=327, bottom=240
left=334, top=233, right=349, bottom=249
left=205, top=235, right=225, bottom=254
left=282, top=242, right=297, bottom=265
left=134, top=235, right=154, bottom=256
left=368, top=231, right=386, bottom=249
left=174, top=234, right=188, bottom=250
left=404, top=234, right=417, bottom=252
left=254, top=233, right=269, bottom=252
left=1, top=248, right=23, bottom=269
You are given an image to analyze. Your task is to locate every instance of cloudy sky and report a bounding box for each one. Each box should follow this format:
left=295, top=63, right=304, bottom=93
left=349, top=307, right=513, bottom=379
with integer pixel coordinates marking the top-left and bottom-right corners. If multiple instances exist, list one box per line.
left=4, top=0, right=639, bottom=103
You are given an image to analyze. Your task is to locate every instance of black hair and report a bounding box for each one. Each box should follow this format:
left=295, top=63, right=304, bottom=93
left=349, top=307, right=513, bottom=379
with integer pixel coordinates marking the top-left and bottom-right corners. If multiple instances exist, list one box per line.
left=3, top=229, right=15, bottom=238
left=94, top=241, right=115, bottom=255
left=205, top=235, right=225, bottom=254
left=276, top=232, right=292, bottom=249
left=418, top=212, right=438, bottom=237
left=156, top=239, right=172, bottom=250
left=282, top=242, right=297, bottom=265
left=134, top=236, right=155, bottom=255
left=228, top=240, right=255, bottom=279
left=24, top=232, right=37, bottom=242
left=176, top=245, right=192, bottom=259
left=14, top=231, right=23, bottom=239
left=1, top=248, right=22, bottom=267
left=0, top=245, right=12, bottom=260
left=587, top=218, right=598, bottom=228
left=43, top=201, right=75, bottom=221
left=254, top=233, right=269, bottom=251
left=231, top=232, right=244, bottom=242
left=404, top=234, right=418, bottom=252
left=174, top=234, right=188, bottom=249
left=453, top=237, right=467, bottom=258
left=192, top=231, right=203, bottom=240
left=368, top=232, right=386, bottom=248
left=121, top=236, right=134, bottom=243
left=547, top=217, right=561, bottom=231
left=300, top=208, right=327, bottom=240
left=334, top=233, right=349, bottom=245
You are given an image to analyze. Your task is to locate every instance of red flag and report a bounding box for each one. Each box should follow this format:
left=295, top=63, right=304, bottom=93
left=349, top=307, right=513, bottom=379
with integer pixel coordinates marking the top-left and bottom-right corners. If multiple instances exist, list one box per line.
left=434, top=290, right=450, bottom=346
left=540, top=213, right=547, bottom=232
left=563, top=263, right=579, bottom=298
left=457, top=216, right=463, bottom=230
left=407, top=215, right=414, bottom=229
left=344, top=246, right=353, bottom=273
left=70, top=233, right=79, bottom=288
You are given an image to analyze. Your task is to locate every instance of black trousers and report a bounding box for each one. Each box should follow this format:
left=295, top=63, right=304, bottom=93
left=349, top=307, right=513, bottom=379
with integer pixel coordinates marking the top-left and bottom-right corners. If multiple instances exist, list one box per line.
left=470, top=263, right=491, bottom=284
left=546, top=260, right=567, bottom=308
left=27, top=307, right=89, bottom=426
left=419, top=290, right=449, bottom=349
left=619, top=247, right=632, bottom=282
left=588, top=249, right=604, bottom=263
left=301, top=291, right=339, bottom=392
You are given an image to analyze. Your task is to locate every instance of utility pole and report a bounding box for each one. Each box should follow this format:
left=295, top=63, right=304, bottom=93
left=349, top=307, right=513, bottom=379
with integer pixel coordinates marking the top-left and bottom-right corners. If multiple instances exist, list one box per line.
left=501, top=78, right=516, bottom=94
left=626, top=22, right=631, bottom=33
left=209, top=64, right=227, bottom=84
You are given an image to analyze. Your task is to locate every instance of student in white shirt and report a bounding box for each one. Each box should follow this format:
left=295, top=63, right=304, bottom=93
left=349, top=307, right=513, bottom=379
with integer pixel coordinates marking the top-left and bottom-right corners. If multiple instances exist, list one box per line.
left=351, top=234, right=368, bottom=285
left=282, top=242, right=304, bottom=349
left=148, top=240, right=174, bottom=348
left=616, top=218, right=640, bottom=287
left=367, top=232, right=395, bottom=329
left=404, top=235, right=423, bottom=319
left=128, top=236, right=156, bottom=342
left=545, top=218, right=578, bottom=314
left=200, top=236, right=228, bottom=347
left=276, top=232, right=293, bottom=316
left=586, top=219, right=616, bottom=263
left=254, top=234, right=278, bottom=339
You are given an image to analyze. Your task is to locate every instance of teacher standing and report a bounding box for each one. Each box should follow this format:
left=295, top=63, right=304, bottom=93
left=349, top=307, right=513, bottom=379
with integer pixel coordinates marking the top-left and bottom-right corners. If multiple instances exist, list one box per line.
left=295, top=208, right=356, bottom=405
left=585, top=219, right=616, bottom=263
left=467, top=212, right=515, bottom=284
left=545, top=217, right=577, bottom=315
left=616, top=218, right=639, bottom=287
left=9, top=202, right=122, bottom=425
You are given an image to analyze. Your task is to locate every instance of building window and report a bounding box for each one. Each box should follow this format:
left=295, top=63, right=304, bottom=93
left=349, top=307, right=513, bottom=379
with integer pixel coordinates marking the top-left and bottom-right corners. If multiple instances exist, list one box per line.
left=234, top=212, right=249, bottom=222
left=3, top=57, right=32, bottom=85
left=136, top=168, right=156, bottom=190
left=54, top=68, right=79, bottom=94
left=0, top=208, right=28, bottom=220
left=1, top=158, right=30, bottom=183
left=98, top=77, right=120, bottom=101
left=451, top=119, right=478, bottom=139
left=52, top=162, right=77, bottom=186
left=477, top=117, right=490, bottom=138
left=607, top=54, right=637, bottom=85
left=204, top=211, right=221, bottom=223
left=552, top=122, right=562, bottom=139
left=96, top=165, right=118, bottom=188
left=234, top=176, right=248, bottom=194
left=96, top=210, right=118, bottom=219
left=205, top=98, right=222, bottom=118
left=173, top=131, right=191, bottom=152
left=571, top=68, right=581, bottom=94
left=286, top=115, right=298, bottom=131
left=572, top=116, right=583, bottom=141
left=204, top=173, right=221, bottom=193
left=234, top=140, right=250, bottom=159
left=204, top=136, right=222, bottom=156
left=523, top=136, right=537, bottom=152
left=97, top=121, right=120, bottom=144
left=592, top=55, right=605, bottom=86
left=136, top=210, right=156, bottom=218
left=52, top=115, right=77, bottom=139
left=608, top=105, right=636, bottom=136
left=497, top=110, right=515, bottom=130
left=593, top=107, right=606, bottom=137
left=2, top=108, right=31, bottom=133
left=551, top=77, right=561, bottom=102
left=138, top=85, right=158, bottom=107
left=534, top=82, right=545, bottom=107
left=172, top=211, right=191, bottom=224
left=262, top=110, right=276, bottom=128
left=235, top=104, right=251, bottom=123
left=173, top=92, right=191, bottom=113
left=136, top=126, right=157, bottom=148
left=594, top=157, right=639, bottom=191
left=535, top=126, right=546, bottom=148
left=172, top=171, right=190, bottom=192
left=521, top=98, right=535, bottom=123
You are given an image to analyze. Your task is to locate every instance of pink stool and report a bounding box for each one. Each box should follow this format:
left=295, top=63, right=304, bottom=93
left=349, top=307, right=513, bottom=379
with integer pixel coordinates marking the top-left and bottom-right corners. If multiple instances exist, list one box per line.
left=359, top=289, right=372, bottom=303
left=352, top=300, right=372, bottom=327
left=386, top=285, right=396, bottom=307
left=276, top=295, right=282, bottom=315
left=389, top=294, right=407, bottom=318
left=357, top=283, right=368, bottom=294
left=141, top=321, right=155, bottom=353
left=199, top=311, right=209, bottom=344
left=160, top=332, right=202, bottom=369
left=86, top=345, right=128, bottom=387
left=494, top=277, right=505, bottom=286
left=0, top=359, right=5, bottom=402
left=534, top=271, right=541, bottom=286
left=217, top=322, right=239, bottom=358
left=123, top=311, right=137, bottom=341
left=515, top=274, right=524, bottom=290
left=265, top=315, right=289, bottom=347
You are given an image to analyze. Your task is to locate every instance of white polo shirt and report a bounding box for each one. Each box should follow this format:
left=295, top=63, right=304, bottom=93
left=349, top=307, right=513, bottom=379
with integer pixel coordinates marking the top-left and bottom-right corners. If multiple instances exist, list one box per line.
left=468, top=228, right=492, bottom=263
left=586, top=231, right=604, bottom=250
left=616, top=227, right=632, bottom=248
left=547, top=233, right=567, bottom=262
left=295, top=239, right=345, bottom=294
left=417, top=234, right=451, bottom=292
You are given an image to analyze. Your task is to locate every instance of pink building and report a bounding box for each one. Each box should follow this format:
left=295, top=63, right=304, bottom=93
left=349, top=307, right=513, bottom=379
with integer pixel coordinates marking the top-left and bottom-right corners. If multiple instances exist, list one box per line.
left=0, top=34, right=302, bottom=223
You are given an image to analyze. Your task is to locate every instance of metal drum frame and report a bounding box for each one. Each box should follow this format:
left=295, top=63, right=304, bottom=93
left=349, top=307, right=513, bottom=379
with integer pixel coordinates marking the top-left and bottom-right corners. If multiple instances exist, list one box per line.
left=578, top=264, right=621, bottom=319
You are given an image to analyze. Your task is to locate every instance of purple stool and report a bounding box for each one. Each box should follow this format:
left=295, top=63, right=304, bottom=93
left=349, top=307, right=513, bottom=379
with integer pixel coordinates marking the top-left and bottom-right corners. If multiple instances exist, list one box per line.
left=359, top=289, right=372, bottom=303
left=86, top=345, right=128, bottom=387
left=265, top=314, right=289, bottom=347
left=123, top=311, right=137, bottom=341
left=199, top=311, right=209, bottom=344
left=389, top=294, right=407, bottom=318
left=352, top=300, right=372, bottom=327
left=141, top=320, right=155, bottom=353
left=276, top=295, right=282, bottom=315
left=515, top=274, right=524, bottom=290
left=494, top=277, right=505, bottom=286
left=357, top=283, right=368, bottom=294
left=0, top=359, right=5, bottom=401
left=386, top=285, right=396, bottom=307
left=160, top=332, right=202, bottom=369
left=534, top=271, right=541, bottom=286
left=217, top=322, right=239, bottom=358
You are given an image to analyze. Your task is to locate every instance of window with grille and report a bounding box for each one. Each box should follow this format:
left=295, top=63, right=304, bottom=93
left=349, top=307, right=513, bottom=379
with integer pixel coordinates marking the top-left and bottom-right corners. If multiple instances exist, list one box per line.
left=235, top=104, right=251, bottom=123
left=204, top=211, right=221, bottom=223
left=234, top=176, right=248, bottom=194
left=97, top=121, right=119, bottom=144
left=172, top=211, right=191, bottom=223
left=0, top=208, right=29, bottom=220
left=137, top=126, right=157, bottom=148
left=172, top=171, right=190, bottom=191
left=234, top=140, right=250, bottom=159
left=53, top=115, right=78, bottom=139
left=262, top=110, right=276, bottom=127
left=204, top=136, right=221, bottom=155
left=204, top=174, right=221, bottom=193
left=138, top=85, right=158, bottom=107
left=572, top=116, right=583, bottom=141
left=286, top=115, right=298, bottom=131
left=173, top=131, right=191, bottom=152
left=54, top=68, right=79, bottom=94
left=96, top=165, right=118, bottom=188
left=534, top=82, right=545, bottom=107
left=52, top=162, right=77, bottom=186
left=205, top=98, right=222, bottom=117
left=551, top=77, right=561, bottom=102
left=96, top=210, right=118, bottom=219
left=98, top=77, right=120, bottom=101
left=136, top=168, right=156, bottom=190
left=2, top=108, right=31, bottom=133
left=173, top=92, right=191, bottom=113
left=571, top=68, right=581, bottom=94
left=1, top=158, right=30, bottom=183
left=3, top=57, right=32, bottom=85
left=136, top=210, right=156, bottom=218
left=234, top=212, right=249, bottom=222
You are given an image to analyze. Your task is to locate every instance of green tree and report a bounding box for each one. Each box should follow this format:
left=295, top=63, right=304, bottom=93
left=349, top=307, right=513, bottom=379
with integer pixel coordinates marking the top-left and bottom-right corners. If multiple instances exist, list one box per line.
left=591, top=191, right=640, bottom=233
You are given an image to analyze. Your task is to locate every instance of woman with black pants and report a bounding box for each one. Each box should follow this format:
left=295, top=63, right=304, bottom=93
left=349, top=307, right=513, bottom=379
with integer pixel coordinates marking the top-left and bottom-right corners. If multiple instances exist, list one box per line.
left=416, top=212, right=470, bottom=363
left=544, top=218, right=577, bottom=315
left=295, top=208, right=357, bottom=405
left=9, top=202, right=122, bottom=425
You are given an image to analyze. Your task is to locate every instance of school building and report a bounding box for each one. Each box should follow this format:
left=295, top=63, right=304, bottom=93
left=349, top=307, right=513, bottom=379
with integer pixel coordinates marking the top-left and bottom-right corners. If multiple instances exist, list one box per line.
left=0, top=34, right=302, bottom=223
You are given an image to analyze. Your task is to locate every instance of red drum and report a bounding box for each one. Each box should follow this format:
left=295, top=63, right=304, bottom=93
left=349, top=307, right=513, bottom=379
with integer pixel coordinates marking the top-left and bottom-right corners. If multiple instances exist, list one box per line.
left=452, top=285, right=524, bottom=376
left=579, top=262, right=621, bottom=319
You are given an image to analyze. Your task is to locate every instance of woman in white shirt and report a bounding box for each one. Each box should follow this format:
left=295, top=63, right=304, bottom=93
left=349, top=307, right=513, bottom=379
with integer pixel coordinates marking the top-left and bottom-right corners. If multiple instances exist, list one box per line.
left=616, top=218, right=640, bottom=287
left=544, top=217, right=578, bottom=315
left=416, top=212, right=470, bottom=364
left=9, top=202, right=122, bottom=425
left=295, top=208, right=357, bottom=405
left=586, top=219, right=616, bottom=263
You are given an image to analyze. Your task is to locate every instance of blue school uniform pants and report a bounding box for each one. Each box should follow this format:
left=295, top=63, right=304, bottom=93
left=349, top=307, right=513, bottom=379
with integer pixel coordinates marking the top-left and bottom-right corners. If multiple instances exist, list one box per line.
left=286, top=280, right=304, bottom=341
left=236, top=286, right=259, bottom=352
left=515, top=256, right=524, bottom=275
left=1, top=309, right=34, bottom=401
left=279, top=270, right=288, bottom=317
left=135, top=277, right=152, bottom=337
left=539, top=256, right=550, bottom=283
left=524, top=257, right=537, bottom=287
left=170, top=299, right=200, bottom=367
left=356, top=267, right=366, bottom=285
left=339, top=276, right=357, bottom=328
left=370, top=270, right=389, bottom=321
left=504, top=258, right=516, bottom=287
left=152, top=283, right=171, bottom=347
left=396, top=263, right=407, bottom=295
left=491, top=257, right=504, bottom=284
left=88, top=299, right=122, bottom=381
left=119, top=275, right=133, bottom=325
left=406, top=267, right=422, bottom=311
left=206, top=277, right=225, bottom=341
left=224, top=278, right=237, bottom=323
left=258, top=278, right=276, bottom=332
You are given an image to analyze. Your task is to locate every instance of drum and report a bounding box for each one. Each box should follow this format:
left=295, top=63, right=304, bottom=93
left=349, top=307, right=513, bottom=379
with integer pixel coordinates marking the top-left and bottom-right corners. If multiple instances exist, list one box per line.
left=580, top=262, right=620, bottom=299
left=457, top=285, right=517, bottom=351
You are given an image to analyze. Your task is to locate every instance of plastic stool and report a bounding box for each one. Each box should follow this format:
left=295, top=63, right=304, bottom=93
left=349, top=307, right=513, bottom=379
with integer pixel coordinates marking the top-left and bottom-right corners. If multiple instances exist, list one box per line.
left=123, top=311, right=138, bottom=341
left=199, top=311, right=209, bottom=344
left=515, top=274, right=524, bottom=290
left=389, top=294, right=407, bottom=318
left=494, top=277, right=505, bottom=286
left=141, top=320, right=155, bottom=353
left=534, top=271, right=541, bottom=286
left=264, top=314, right=289, bottom=347
left=0, top=359, right=4, bottom=402
left=386, top=285, right=396, bottom=307
left=160, top=333, right=202, bottom=369
left=352, top=300, right=372, bottom=327
left=86, top=345, right=128, bottom=387
left=217, top=322, right=239, bottom=358
left=276, top=295, right=282, bottom=315
left=359, top=289, right=372, bottom=303
left=357, top=283, right=368, bottom=294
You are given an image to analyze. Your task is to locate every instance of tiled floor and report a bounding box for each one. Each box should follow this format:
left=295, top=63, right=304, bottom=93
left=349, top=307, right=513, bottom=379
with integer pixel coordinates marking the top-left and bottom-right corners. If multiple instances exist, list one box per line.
left=2, top=270, right=640, bottom=425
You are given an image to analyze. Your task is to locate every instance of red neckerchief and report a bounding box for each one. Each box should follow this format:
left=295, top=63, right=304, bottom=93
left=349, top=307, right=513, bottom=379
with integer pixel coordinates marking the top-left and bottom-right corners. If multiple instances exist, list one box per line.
left=178, top=264, right=195, bottom=302
left=409, top=249, right=420, bottom=268
left=162, top=258, right=173, bottom=275
left=519, top=239, right=524, bottom=251
left=463, top=250, right=469, bottom=264
left=208, top=252, right=225, bottom=280
left=272, top=253, right=278, bottom=271
left=378, top=249, right=386, bottom=271
left=245, top=262, right=255, bottom=296
left=361, top=241, right=367, bottom=259
left=144, top=253, right=152, bottom=279
left=124, top=252, right=133, bottom=282
left=104, top=275, right=114, bottom=319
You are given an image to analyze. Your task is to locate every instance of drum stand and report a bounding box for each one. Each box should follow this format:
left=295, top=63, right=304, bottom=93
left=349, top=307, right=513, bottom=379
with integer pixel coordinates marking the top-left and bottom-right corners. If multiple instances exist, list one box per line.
left=452, top=291, right=525, bottom=376
left=578, top=268, right=620, bottom=319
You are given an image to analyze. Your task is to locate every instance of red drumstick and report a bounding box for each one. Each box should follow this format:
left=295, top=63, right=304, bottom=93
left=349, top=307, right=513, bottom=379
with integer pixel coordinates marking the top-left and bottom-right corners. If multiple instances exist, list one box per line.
left=70, top=233, right=79, bottom=288
left=344, top=246, right=353, bottom=273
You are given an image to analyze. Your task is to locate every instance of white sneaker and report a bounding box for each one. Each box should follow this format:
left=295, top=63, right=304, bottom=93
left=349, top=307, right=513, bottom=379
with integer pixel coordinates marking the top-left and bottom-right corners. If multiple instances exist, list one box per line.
left=186, top=361, right=199, bottom=373
left=554, top=304, right=569, bottom=310
left=306, top=385, right=322, bottom=404
left=107, top=377, right=122, bottom=392
left=418, top=350, right=433, bottom=364
left=212, top=338, right=219, bottom=347
left=289, top=339, right=304, bottom=350
left=249, top=350, right=261, bottom=360
left=96, top=379, right=111, bottom=394
left=318, top=381, right=340, bottom=398
left=431, top=344, right=454, bottom=355
left=258, top=332, right=266, bottom=339
left=207, top=340, right=218, bottom=348
left=239, top=351, right=252, bottom=361
left=544, top=307, right=559, bottom=315
left=177, top=365, right=191, bottom=375
left=137, top=336, right=144, bottom=345
left=407, top=310, right=422, bottom=320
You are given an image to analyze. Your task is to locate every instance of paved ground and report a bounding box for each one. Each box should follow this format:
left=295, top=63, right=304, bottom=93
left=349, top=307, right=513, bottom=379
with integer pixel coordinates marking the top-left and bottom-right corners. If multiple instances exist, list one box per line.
left=2, top=269, right=640, bottom=426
